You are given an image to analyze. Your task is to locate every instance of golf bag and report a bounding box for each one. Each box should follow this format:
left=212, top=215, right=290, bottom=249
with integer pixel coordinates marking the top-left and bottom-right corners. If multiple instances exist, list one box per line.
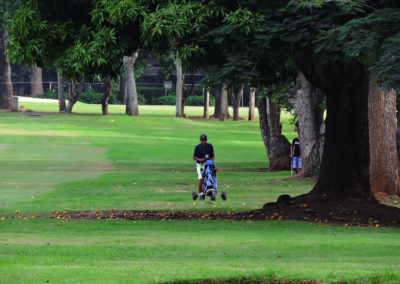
left=202, top=160, right=217, bottom=192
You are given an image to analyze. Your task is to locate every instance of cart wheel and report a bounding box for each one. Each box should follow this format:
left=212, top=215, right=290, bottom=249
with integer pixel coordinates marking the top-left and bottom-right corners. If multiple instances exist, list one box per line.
left=221, top=191, right=227, bottom=201
left=211, top=191, right=216, bottom=201
left=192, top=191, right=198, bottom=201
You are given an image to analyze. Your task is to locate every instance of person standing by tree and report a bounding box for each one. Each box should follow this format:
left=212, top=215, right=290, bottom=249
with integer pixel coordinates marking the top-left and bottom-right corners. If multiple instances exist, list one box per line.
left=193, top=134, right=215, bottom=196
left=291, top=134, right=301, bottom=175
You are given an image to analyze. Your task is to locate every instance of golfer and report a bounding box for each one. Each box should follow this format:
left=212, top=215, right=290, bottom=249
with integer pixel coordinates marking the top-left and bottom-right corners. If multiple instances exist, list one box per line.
left=193, top=134, right=215, bottom=196
left=291, top=135, right=301, bottom=174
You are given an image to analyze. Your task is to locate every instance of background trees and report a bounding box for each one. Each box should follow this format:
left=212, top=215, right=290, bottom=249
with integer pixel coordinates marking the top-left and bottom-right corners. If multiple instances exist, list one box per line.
left=5, top=0, right=400, bottom=204
left=142, top=1, right=211, bottom=117
left=0, top=0, right=15, bottom=110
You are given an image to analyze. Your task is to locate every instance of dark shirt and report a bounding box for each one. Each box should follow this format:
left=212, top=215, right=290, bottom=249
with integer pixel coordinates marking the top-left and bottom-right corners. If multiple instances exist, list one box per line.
left=193, top=143, right=214, bottom=164
left=292, top=138, right=301, bottom=157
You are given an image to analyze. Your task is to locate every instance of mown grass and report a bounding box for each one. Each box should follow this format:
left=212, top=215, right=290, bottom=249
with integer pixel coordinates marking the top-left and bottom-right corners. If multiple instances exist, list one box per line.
left=1, top=219, right=400, bottom=284
left=1, top=102, right=399, bottom=283
left=0, top=103, right=304, bottom=216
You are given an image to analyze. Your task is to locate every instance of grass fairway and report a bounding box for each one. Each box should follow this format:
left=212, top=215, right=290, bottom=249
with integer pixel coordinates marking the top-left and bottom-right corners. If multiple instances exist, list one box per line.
left=1, top=219, right=400, bottom=284
left=1, top=102, right=400, bottom=283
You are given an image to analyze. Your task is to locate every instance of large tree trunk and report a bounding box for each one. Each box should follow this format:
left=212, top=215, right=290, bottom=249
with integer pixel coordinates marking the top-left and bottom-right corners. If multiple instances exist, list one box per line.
left=305, top=60, right=376, bottom=203
left=0, top=27, right=12, bottom=109
left=231, top=88, right=243, bottom=121
left=287, top=72, right=325, bottom=177
left=120, top=74, right=127, bottom=105
left=258, top=96, right=291, bottom=171
left=174, top=54, right=184, bottom=117
left=248, top=88, right=256, bottom=121
left=102, top=75, right=112, bottom=116
left=67, top=80, right=84, bottom=113
left=57, top=72, right=66, bottom=112
left=204, top=89, right=210, bottom=119
left=219, top=85, right=228, bottom=122
left=31, top=65, right=44, bottom=96
left=123, top=52, right=139, bottom=116
left=368, top=77, right=400, bottom=195
left=397, top=111, right=400, bottom=163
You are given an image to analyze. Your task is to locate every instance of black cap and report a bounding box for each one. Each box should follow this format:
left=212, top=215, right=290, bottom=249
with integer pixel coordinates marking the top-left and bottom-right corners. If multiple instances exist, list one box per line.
left=200, top=134, right=207, bottom=141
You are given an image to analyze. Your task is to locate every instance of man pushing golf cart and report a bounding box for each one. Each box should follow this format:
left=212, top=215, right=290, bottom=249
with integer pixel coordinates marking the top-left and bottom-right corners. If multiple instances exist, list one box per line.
left=192, top=134, right=226, bottom=201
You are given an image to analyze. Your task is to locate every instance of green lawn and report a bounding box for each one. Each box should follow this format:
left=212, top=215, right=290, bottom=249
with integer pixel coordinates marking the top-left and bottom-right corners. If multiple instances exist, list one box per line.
left=0, top=103, right=399, bottom=283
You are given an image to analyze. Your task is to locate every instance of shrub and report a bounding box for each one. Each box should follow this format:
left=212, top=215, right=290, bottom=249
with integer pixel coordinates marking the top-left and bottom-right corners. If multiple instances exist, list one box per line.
left=137, top=93, right=146, bottom=105
left=137, top=86, right=172, bottom=104
left=79, top=92, right=119, bottom=105
left=37, top=91, right=58, bottom=99
left=153, top=95, right=176, bottom=105
left=186, top=95, right=215, bottom=106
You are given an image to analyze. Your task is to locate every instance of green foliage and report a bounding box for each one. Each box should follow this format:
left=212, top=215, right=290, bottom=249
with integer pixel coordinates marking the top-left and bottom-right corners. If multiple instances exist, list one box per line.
left=186, top=95, right=215, bottom=106
left=137, top=86, right=173, bottom=104
left=79, top=92, right=119, bottom=105
left=158, top=54, right=175, bottom=80
left=36, top=91, right=57, bottom=100
left=153, top=95, right=176, bottom=105
left=314, top=7, right=400, bottom=89
left=142, top=1, right=211, bottom=61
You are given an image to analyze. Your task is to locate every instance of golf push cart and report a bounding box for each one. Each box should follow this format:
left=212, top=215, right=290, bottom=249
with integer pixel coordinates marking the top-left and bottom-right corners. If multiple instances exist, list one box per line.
left=192, top=159, right=226, bottom=201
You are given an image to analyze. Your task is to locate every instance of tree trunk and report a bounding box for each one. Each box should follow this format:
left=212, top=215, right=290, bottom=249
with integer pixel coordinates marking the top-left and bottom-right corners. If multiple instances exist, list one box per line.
left=368, top=77, right=400, bottom=195
left=123, top=52, right=139, bottom=116
left=174, top=54, right=184, bottom=117
left=204, top=89, right=210, bottom=119
left=31, top=65, right=44, bottom=96
left=181, top=96, right=187, bottom=117
left=0, top=27, right=12, bottom=110
left=120, top=74, right=127, bottom=105
left=231, top=88, right=243, bottom=121
left=57, top=71, right=66, bottom=112
left=397, top=110, right=400, bottom=163
left=258, top=96, right=291, bottom=171
left=102, top=75, right=112, bottom=116
left=248, top=88, right=256, bottom=121
left=224, top=90, right=231, bottom=119
left=219, top=85, right=228, bottom=122
left=287, top=72, right=325, bottom=177
left=305, top=60, right=376, bottom=202
left=213, top=91, right=221, bottom=118
left=67, top=80, right=83, bottom=113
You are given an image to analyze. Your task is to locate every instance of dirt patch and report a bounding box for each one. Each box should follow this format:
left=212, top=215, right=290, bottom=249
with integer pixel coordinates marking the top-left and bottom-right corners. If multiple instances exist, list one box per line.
left=375, top=192, right=400, bottom=207
left=46, top=193, right=400, bottom=227
left=255, top=193, right=400, bottom=228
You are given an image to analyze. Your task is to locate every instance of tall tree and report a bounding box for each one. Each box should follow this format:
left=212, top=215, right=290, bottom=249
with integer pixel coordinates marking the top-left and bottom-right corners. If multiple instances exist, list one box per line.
left=142, top=1, right=211, bottom=117
left=57, top=71, right=66, bottom=112
left=8, top=0, right=133, bottom=114
left=203, top=89, right=210, bottom=119
left=248, top=88, right=256, bottom=121
left=287, top=72, right=325, bottom=177
left=219, top=85, right=228, bottom=122
left=258, top=94, right=291, bottom=171
left=0, top=1, right=14, bottom=109
left=207, top=0, right=400, bottom=208
left=230, top=88, right=243, bottom=121
left=30, top=64, right=44, bottom=96
left=369, top=79, right=400, bottom=195
left=123, top=52, right=139, bottom=116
